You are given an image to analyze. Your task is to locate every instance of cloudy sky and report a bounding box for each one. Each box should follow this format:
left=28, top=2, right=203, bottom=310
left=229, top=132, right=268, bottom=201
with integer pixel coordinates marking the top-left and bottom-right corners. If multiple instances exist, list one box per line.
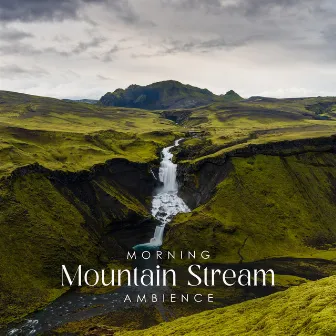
left=1, top=0, right=336, bottom=99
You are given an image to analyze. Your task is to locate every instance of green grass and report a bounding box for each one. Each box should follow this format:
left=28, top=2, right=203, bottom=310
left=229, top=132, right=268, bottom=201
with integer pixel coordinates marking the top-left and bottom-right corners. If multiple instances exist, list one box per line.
left=119, top=275, right=336, bottom=336
left=0, top=174, right=100, bottom=325
left=172, top=97, right=336, bottom=162
left=1, top=90, right=336, bottom=331
left=0, top=167, right=154, bottom=325
left=0, top=91, right=183, bottom=177
left=164, top=153, right=336, bottom=264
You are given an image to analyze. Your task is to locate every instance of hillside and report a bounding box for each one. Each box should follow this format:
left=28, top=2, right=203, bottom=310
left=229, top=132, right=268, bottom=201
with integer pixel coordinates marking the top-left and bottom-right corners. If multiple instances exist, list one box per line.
left=163, top=96, right=336, bottom=163
left=63, top=99, right=98, bottom=104
left=99, top=80, right=242, bottom=110
left=166, top=150, right=336, bottom=264
left=0, top=90, right=181, bottom=177
left=119, top=276, right=336, bottom=336
left=0, top=90, right=180, bottom=325
left=1, top=89, right=336, bottom=332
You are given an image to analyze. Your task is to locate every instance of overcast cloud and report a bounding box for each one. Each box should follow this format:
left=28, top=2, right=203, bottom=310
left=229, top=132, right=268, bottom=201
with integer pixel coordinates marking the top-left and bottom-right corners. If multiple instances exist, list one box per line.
left=0, top=0, right=336, bottom=99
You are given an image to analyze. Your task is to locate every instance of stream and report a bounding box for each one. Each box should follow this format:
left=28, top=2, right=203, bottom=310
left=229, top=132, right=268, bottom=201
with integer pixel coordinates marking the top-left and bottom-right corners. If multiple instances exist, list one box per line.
left=6, top=139, right=190, bottom=335
left=134, top=138, right=190, bottom=250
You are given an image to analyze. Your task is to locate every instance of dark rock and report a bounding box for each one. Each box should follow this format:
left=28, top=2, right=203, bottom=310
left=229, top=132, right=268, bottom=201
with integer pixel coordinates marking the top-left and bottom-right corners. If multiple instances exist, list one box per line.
left=99, top=80, right=242, bottom=110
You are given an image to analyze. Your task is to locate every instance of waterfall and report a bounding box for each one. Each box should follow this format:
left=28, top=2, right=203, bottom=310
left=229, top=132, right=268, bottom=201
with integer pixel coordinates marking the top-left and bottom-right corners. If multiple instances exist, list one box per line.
left=134, top=139, right=190, bottom=250
left=151, top=139, right=190, bottom=226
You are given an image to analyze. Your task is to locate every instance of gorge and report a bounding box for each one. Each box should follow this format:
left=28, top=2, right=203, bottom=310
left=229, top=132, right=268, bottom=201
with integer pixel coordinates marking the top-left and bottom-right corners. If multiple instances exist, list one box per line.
left=1, top=89, right=336, bottom=335
left=134, top=139, right=190, bottom=250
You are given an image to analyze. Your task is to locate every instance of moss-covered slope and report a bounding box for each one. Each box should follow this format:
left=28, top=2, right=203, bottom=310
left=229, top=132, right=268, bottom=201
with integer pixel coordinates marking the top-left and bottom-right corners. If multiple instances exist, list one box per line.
left=166, top=151, right=336, bottom=264
left=119, top=275, right=336, bottom=336
left=0, top=158, right=156, bottom=326
left=0, top=90, right=183, bottom=177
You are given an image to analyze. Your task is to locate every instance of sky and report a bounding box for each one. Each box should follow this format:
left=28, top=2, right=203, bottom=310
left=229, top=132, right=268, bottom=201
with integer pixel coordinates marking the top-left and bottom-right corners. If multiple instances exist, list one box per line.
left=1, top=0, right=336, bottom=99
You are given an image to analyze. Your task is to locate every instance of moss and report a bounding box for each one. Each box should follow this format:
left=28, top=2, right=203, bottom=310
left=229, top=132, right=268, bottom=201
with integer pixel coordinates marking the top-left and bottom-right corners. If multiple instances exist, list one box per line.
left=0, top=174, right=100, bottom=326
left=119, top=276, right=336, bottom=336
left=0, top=91, right=184, bottom=177
left=2, top=90, right=336, bottom=333
left=165, top=153, right=336, bottom=264
left=0, top=166, right=153, bottom=325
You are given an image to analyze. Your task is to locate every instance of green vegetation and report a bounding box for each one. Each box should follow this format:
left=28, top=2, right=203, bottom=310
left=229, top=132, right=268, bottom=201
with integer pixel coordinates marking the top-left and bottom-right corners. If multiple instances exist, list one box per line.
left=100, top=80, right=242, bottom=110
left=0, top=90, right=181, bottom=177
left=1, top=88, right=336, bottom=333
left=0, top=174, right=98, bottom=325
left=220, top=89, right=242, bottom=101
left=172, top=96, right=336, bottom=162
left=165, top=153, right=336, bottom=264
left=0, top=165, right=153, bottom=325
left=0, top=89, right=181, bottom=325
left=119, top=275, right=336, bottom=336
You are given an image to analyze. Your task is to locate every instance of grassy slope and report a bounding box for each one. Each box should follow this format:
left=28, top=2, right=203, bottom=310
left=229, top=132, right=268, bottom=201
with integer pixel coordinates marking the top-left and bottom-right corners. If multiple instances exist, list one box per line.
left=173, top=97, right=336, bottom=162
left=165, top=153, right=336, bottom=264
left=0, top=90, right=181, bottom=177
left=0, top=164, right=155, bottom=325
left=0, top=174, right=98, bottom=324
left=0, top=91, right=180, bottom=325
left=1, top=90, right=336, bottom=330
left=119, top=276, right=336, bottom=336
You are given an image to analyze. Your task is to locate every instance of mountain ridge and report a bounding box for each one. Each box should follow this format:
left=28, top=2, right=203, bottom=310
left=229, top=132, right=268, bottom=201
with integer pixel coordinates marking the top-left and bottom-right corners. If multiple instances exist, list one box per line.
left=99, top=80, right=242, bottom=110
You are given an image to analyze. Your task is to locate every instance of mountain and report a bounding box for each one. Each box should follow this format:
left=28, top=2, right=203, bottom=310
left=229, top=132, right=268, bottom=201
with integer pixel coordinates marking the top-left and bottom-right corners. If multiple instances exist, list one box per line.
left=220, top=89, right=242, bottom=101
left=99, top=80, right=242, bottom=110
left=120, top=276, right=336, bottom=336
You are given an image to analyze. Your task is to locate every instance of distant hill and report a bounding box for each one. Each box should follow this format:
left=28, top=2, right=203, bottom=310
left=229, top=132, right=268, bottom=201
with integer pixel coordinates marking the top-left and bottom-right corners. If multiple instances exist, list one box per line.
left=220, top=89, right=243, bottom=101
left=99, top=80, right=242, bottom=110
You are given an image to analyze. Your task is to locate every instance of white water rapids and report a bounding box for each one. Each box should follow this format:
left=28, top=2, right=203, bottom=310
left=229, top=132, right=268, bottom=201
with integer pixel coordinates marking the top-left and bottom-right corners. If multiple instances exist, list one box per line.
left=6, top=140, right=190, bottom=336
left=134, top=139, right=190, bottom=250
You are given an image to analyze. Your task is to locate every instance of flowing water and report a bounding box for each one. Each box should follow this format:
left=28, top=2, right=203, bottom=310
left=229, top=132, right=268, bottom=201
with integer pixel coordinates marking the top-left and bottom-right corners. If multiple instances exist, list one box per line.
left=134, top=139, right=190, bottom=250
left=5, top=139, right=190, bottom=335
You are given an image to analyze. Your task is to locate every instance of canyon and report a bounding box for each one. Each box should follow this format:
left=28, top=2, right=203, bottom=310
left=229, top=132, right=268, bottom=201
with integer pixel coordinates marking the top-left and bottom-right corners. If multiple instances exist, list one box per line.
left=1, top=88, right=336, bottom=335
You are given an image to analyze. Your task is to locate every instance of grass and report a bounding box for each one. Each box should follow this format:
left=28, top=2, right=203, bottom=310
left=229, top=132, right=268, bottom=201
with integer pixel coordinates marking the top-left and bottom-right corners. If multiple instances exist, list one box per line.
left=1, top=89, right=336, bottom=331
left=0, top=90, right=182, bottom=177
left=172, top=97, right=336, bottom=162
left=164, top=153, right=336, bottom=264
left=0, top=173, right=99, bottom=325
left=0, top=166, right=154, bottom=326
left=118, top=275, right=336, bottom=336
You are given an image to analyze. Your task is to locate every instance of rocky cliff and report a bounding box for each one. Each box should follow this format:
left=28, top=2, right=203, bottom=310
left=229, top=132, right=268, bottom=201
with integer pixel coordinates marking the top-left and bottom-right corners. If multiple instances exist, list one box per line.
left=0, top=158, right=159, bottom=325
left=100, top=80, right=242, bottom=110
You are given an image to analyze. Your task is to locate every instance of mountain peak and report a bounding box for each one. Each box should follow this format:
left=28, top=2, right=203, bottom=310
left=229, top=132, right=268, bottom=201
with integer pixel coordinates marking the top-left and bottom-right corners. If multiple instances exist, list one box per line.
left=221, top=90, right=242, bottom=101
left=100, top=81, right=241, bottom=110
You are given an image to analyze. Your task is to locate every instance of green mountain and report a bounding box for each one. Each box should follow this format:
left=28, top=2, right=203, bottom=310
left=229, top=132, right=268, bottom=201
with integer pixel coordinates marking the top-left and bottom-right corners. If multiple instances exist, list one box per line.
left=99, top=80, right=242, bottom=110
left=220, top=89, right=242, bottom=101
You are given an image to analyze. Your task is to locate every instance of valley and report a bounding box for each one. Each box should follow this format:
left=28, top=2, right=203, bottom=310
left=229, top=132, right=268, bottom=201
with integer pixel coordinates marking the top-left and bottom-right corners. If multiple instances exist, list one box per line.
left=0, top=83, right=336, bottom=335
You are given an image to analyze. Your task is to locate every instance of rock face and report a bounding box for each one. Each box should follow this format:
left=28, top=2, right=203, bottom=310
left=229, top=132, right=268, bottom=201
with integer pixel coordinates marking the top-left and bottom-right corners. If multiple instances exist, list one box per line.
left=0, top=158, right=161, bottom=325
left=99, top=80, right=242, bottom=110
left=177, top=135, right=336, bottom=209
left=6, top=158, right=159, bottom=252
left=166, top=137, right=336, bottom=269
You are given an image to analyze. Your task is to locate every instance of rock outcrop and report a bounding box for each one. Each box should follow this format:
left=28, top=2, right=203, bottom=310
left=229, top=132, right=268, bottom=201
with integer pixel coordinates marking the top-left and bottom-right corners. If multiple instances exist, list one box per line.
left=100, top=80, right=242, bottom=110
